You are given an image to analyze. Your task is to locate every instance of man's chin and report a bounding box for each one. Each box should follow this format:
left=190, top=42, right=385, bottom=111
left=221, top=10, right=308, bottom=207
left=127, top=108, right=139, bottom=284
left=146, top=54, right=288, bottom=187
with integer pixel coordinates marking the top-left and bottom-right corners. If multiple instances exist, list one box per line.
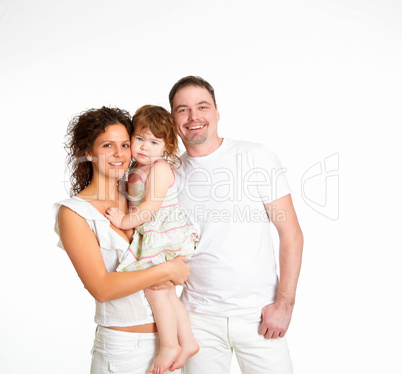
left=186, top=135, right=207, bottom=145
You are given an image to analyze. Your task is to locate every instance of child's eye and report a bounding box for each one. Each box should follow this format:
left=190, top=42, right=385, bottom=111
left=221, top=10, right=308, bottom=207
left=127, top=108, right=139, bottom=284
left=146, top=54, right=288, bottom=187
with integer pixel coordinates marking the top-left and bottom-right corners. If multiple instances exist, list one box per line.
left=136, top=137, right=143, bottom=141
left=151, top=141, right=158, bottom=145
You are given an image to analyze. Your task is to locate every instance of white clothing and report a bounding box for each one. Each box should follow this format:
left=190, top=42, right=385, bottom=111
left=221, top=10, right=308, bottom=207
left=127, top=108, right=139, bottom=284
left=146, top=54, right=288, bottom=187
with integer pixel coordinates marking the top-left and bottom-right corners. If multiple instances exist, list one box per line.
left=175, top=139, right=291, bottom=317
left=91, top=327, right=182, bottom=374
left=183, top=311, right=293, bottom=374
left=54, top=196, right=154, bottom=327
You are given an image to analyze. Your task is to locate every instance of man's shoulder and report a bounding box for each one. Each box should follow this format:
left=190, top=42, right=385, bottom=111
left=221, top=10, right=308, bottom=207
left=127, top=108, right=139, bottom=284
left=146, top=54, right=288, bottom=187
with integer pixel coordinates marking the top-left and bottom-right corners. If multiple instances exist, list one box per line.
left=177, top=139, right=274, bottom=163
left=228, top=138, right=273, bottom=155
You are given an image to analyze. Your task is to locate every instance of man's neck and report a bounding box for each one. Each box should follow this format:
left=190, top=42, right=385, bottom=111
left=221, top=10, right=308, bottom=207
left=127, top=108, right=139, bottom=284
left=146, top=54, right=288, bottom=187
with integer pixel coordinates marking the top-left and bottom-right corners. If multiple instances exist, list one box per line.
left=186, top=137, right=224, bottom=158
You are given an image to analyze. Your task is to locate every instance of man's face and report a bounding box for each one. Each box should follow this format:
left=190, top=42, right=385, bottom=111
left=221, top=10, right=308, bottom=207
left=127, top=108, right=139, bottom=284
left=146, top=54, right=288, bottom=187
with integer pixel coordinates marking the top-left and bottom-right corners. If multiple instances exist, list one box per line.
left=171, top=85, right=220, bottom=147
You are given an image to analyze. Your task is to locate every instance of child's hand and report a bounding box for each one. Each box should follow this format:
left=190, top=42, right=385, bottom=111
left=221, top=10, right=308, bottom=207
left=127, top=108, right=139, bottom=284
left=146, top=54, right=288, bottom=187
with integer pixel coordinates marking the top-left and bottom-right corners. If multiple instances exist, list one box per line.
left=105, top=207, right=126, bottom=229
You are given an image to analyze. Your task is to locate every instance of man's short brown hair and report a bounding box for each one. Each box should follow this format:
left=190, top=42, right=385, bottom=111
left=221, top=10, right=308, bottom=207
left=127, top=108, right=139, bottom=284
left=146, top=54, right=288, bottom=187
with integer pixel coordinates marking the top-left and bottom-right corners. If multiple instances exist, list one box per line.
left=169, top=75, right=216, bottom=110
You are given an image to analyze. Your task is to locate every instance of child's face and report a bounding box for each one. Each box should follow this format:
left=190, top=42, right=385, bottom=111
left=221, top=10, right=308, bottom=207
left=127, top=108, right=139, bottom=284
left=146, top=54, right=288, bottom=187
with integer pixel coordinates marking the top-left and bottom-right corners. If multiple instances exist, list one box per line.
left=131, top=129, right=166, bottom=166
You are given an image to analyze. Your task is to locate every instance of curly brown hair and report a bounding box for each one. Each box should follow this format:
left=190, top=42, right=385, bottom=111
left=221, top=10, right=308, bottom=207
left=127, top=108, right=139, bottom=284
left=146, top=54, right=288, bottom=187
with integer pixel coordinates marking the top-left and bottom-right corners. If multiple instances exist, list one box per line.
left=132, top=105, right=182, bottom=169
left=64, top=106, right=133, bottom=196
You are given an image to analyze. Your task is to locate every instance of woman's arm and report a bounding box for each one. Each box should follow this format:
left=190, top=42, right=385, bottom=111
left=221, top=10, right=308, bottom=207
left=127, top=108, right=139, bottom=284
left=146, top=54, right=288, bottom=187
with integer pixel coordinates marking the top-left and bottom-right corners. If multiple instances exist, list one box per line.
left=58, top=204, right=189, bottom=303
left=106, top=161, right=174, bottom=229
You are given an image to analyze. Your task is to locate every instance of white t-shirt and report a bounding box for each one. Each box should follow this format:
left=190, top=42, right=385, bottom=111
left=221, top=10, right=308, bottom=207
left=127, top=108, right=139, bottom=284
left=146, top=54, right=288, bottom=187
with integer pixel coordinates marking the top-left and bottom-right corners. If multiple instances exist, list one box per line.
left=175, top=139, right=291, bottom=317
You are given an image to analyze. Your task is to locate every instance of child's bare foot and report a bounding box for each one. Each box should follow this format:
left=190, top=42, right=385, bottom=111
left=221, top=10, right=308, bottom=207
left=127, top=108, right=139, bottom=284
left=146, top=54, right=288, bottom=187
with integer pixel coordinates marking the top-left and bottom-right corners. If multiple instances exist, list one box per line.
left=149, top=345, right=182, bottom=374
left=169, top=340, right=199, bottom=371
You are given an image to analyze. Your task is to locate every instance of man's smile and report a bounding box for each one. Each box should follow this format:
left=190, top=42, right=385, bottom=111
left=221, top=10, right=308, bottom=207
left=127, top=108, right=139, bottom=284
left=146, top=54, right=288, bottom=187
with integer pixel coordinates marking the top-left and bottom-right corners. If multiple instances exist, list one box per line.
left=185, top=122, right=207, bottom=130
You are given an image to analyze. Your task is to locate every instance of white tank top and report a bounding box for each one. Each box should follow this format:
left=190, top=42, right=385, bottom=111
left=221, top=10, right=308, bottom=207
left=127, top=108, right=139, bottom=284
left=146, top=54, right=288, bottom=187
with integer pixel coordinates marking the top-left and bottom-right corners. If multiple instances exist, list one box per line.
left=54, top=196, right=154, bottom=327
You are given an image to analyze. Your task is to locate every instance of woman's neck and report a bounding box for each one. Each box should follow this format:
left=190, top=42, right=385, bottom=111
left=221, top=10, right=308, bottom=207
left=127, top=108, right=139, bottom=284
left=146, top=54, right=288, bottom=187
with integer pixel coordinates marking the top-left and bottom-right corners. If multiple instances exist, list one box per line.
left=80, top=176, right=120, bottom=202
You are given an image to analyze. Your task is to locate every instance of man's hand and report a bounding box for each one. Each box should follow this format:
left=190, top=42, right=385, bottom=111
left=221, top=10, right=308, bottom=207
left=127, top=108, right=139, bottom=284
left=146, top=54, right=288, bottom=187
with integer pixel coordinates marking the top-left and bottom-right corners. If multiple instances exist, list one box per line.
left=258, top=300, right=294, bottom=339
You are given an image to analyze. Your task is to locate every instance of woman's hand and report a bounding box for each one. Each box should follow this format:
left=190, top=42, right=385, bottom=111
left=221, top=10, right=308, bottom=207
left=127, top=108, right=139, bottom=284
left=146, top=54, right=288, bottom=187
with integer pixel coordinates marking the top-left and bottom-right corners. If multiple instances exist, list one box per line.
left=165, top=256, right=190, bottom=285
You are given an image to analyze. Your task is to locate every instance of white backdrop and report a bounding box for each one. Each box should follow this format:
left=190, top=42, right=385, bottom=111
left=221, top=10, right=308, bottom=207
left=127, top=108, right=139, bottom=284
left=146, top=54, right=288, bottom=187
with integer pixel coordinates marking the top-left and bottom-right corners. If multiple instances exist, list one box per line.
left=1, top=0, right=401, bottom=373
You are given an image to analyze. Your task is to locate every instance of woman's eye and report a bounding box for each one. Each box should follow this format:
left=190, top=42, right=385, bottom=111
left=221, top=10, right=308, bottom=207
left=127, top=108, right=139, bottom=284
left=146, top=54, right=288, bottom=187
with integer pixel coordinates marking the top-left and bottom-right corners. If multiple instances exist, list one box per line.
left=123, top=143, right=130, bottom=148
left=103, top=143, right=111, bottom=147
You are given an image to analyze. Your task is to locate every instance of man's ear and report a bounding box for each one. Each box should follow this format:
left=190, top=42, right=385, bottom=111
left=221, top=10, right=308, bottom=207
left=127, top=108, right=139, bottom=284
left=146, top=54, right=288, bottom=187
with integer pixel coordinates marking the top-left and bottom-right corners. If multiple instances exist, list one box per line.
left=216, top=104, right=220, bottom=122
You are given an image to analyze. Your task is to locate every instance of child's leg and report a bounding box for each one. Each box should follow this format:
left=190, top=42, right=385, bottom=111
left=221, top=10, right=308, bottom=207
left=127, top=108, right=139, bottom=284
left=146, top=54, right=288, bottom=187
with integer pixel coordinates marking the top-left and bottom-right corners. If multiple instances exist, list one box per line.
left=144, top=288, right=181, bottom=374
left=168, top=287, right=200, bottom=371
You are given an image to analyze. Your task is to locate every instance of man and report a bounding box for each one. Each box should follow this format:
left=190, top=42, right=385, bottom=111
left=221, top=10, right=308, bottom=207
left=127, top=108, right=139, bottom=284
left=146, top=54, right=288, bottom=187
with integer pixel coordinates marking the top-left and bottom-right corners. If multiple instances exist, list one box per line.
left=169, top=76, right=303, bottom=373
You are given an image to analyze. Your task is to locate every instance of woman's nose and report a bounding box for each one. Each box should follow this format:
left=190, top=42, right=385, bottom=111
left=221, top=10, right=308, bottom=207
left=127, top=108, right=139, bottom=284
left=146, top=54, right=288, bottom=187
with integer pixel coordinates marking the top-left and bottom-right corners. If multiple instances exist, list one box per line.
left=114, top=146, right=123, bottom=156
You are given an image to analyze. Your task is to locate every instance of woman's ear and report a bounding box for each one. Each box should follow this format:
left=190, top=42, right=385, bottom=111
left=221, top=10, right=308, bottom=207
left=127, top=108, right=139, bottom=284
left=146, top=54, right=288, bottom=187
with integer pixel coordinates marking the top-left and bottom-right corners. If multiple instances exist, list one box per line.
left=85, top=153, right=93, bottom=161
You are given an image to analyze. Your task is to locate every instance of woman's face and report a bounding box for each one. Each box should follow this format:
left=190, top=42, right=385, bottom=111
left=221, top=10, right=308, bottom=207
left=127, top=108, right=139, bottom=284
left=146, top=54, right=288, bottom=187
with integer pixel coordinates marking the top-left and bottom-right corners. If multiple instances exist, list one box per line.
left=87, top=123, right=131, bottom=181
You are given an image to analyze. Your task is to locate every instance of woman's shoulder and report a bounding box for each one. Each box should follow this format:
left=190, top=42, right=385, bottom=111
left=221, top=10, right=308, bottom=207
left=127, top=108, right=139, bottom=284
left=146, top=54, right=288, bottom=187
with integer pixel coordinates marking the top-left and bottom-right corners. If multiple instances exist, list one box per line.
left=55, top=196, right=82, bottom=213
left=57, top=203, right=89, bottom=235
left=54, top=196, right=124, bottom=252
left=54, top=197, right=98, bottom=250
left=54, top=196, right=105, bottom=223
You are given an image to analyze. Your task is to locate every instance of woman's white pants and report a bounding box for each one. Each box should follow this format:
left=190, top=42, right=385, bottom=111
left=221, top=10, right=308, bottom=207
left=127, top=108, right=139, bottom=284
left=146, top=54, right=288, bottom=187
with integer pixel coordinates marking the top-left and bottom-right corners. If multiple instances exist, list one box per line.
left=90, top=326, right=182, bottom=374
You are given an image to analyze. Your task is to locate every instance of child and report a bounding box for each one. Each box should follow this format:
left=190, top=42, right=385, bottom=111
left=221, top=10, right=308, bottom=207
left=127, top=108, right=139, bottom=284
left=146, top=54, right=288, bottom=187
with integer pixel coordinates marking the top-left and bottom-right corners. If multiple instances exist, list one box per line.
left=106, top=105, right=199, bottom=374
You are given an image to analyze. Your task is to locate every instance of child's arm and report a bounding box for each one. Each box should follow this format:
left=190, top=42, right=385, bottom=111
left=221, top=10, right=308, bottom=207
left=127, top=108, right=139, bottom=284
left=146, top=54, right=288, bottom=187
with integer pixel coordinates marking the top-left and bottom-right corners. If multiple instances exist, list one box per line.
left=106, top=161, right=174, bottom=230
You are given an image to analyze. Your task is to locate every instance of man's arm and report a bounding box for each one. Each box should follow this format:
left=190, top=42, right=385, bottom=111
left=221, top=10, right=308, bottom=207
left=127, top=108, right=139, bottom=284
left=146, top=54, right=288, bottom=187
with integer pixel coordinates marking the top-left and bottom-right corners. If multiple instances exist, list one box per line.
left=259, top=194, right=303, bottom=339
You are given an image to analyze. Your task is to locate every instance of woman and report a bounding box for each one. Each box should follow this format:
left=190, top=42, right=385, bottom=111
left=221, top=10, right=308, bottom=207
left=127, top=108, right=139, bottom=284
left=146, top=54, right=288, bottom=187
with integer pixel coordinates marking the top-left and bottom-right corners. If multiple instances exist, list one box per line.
left=54, top=106, right=190, bottom=373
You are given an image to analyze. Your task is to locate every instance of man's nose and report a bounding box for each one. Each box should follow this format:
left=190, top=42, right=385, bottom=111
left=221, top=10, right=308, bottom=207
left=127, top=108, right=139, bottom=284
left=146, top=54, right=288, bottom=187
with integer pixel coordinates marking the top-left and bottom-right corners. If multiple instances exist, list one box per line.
left=188, top=109, right=200, bottom=122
